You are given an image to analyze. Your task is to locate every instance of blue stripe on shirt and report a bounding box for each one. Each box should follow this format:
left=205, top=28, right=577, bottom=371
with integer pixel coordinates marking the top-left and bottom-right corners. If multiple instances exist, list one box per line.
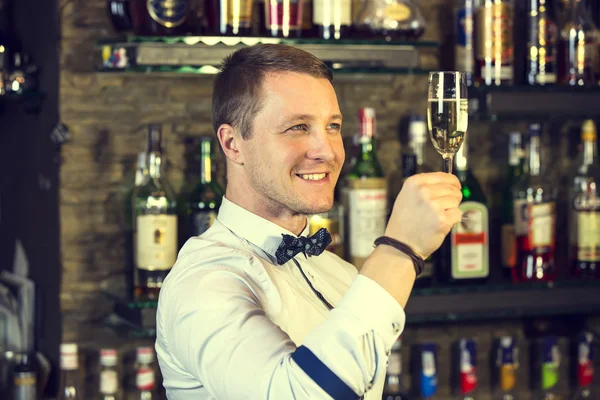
left=291, top=345, right=360, bottom=400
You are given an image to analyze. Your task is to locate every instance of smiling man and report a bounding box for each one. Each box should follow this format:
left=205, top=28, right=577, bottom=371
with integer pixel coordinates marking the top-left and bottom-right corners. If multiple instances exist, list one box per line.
left=155, top=44, right=463, bottom=400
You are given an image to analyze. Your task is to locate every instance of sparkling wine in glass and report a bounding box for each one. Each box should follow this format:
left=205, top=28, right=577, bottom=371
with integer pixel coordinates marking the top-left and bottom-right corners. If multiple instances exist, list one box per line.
left=427, top=72, right=469, bottom=174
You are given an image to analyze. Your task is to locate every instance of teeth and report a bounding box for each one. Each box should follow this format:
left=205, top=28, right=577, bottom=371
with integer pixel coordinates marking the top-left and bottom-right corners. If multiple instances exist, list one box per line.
left=299, top=173, right=327, bottom=181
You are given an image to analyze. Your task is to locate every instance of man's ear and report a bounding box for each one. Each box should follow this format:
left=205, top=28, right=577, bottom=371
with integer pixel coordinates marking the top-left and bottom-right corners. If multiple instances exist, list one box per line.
left=217, top=124, right=245, bottom=166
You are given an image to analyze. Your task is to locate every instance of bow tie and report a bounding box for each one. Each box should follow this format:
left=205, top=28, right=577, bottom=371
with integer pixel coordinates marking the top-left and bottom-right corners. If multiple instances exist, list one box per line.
left=275, top=228, right=332, bottom=265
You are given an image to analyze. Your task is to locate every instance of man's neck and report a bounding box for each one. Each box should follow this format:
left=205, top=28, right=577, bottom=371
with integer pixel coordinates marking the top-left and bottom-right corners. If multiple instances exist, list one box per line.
left=225, top=183, right=307, bottom=236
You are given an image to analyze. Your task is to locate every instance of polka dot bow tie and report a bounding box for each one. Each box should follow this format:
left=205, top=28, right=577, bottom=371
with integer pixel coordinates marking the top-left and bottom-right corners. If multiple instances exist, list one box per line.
left=275, top=228, right=332, bottom=265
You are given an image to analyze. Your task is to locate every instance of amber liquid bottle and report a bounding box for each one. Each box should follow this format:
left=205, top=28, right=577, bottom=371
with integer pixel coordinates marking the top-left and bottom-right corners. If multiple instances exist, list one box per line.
left=130, top=0, right=192, bottom=36
left=205, top=0, right=255, bottom=36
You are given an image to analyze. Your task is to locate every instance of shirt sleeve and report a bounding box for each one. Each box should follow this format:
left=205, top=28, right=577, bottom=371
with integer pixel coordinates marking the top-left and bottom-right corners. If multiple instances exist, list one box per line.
left=157, top=250, right=405, bottom=400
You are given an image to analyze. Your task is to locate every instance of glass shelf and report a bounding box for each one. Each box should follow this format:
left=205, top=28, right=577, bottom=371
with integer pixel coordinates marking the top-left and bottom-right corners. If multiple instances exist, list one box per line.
left=96, top=35, right=437, bottom=75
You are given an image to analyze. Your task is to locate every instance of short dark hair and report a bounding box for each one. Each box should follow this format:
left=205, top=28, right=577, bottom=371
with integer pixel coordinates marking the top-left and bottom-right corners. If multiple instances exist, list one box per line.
left=212, top=44, right=333, bottom=139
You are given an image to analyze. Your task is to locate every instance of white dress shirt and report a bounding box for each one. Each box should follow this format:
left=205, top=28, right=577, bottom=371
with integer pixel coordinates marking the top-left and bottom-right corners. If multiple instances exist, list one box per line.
left=155, top=197, right=406, bottom=400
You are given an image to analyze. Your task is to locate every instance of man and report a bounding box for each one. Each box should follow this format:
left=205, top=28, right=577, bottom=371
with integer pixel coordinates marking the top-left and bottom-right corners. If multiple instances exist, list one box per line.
left=155, top=44, right=462, bottom=399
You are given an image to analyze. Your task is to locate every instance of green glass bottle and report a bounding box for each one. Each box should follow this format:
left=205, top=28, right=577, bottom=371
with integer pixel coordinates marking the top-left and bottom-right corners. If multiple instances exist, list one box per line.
left=501, top=132, right=525, bottom=280
left=183, top=137, right=224, bottom=242
left=133, top=124, right=178, bottom=301
left=346, top=107, right=387, bottom=270
left=439, top=134, right=489, bottom=284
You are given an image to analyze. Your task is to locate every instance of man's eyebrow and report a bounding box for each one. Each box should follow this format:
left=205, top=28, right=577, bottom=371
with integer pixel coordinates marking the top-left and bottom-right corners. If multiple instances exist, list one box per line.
left=280, top=114, right=344, bottom=124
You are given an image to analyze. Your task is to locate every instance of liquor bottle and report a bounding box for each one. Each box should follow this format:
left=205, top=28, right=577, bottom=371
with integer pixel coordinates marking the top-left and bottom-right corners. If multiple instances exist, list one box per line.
left=501, top=132, right=525, bottom=280
left=513, top=124, right=557, bottom=283
left=133, top=125, right=178, bottom=300
left=205, top=0, right=255, bottom=36
left=58, top=343, right=81, bottom=400
left=107, top=0, right=133, bottom=32
left=454, top=339, right=477, bottom=400
left=494, top=336, right=518, bottom=400
left=6, top=53, right=25, bottom=95
left=527, top=0, right=559, bottom=85
left=570, top=120, right=600, bottom=280
left=309, top=202, right=345, bottom=259
left=346, top=107, right=387, bottom=270
left=12, top=352, right=37, bottom=400
left=439, top=134, right=490, bottom=284
left=352, top=0, right=425, bottom=40
left=402, top=116, right=434, bottom=286
left=455, top=0, right=475, bottom=86
left=570, top=331, right=594, bottom=399
left=411, top=343, right=438, bottom=399
left=475, top=0, right=515, bottom=86
left=533, top=336, right=560, bottom=400
left=312, top=0, right=351, bottom=40
left=136, top=347, right=156, bottom=400
left=130, top=0, right=192, bottom=36
left=99, top=349, right=120, bottom=400
left=558, top=0, right=597, bottom=86
left=182, top=138, right=224, bottom=244
left=264, top=0, right=304, bottom=38
left=384, top=338, right=409, bottom=400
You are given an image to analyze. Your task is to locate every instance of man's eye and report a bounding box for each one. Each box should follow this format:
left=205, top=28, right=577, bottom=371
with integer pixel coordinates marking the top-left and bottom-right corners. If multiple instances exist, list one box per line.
left=329, top=123, right=341, bottom=130
left=288, top=124, right=309, bottom=131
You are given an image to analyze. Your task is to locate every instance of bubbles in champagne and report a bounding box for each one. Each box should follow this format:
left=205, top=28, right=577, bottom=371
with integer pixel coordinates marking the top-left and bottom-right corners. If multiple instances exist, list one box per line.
left=427, top=99, right=468, bottom=158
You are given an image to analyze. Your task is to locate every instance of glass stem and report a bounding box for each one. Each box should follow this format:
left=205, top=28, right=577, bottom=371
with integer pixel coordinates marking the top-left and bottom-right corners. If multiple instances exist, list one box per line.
left=443, top=156, right=453, bottom=174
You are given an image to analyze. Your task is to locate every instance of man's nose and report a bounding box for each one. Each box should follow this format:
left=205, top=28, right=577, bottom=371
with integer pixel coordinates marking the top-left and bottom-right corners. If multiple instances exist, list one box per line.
left=307, top=128, right=336, bottom=162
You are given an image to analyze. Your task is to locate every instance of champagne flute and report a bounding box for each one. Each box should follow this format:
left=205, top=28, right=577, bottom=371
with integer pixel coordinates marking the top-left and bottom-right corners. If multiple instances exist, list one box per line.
left=427, top=71, right=468, bottom=174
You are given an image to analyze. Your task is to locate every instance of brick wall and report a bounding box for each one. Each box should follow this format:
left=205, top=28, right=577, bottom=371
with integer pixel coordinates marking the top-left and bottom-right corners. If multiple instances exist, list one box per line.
left=58, top=0, right=599, bottom=398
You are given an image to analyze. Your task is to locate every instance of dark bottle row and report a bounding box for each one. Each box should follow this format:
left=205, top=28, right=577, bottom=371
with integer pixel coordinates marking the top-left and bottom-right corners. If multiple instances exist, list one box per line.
left=106, top=0, right=426, bottom=41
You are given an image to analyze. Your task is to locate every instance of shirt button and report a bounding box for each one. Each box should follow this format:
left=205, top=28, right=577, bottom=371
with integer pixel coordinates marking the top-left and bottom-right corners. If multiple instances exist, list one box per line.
left=392, top=322, right=400, bottom=334
left=386, top=349, right=391, bottom=356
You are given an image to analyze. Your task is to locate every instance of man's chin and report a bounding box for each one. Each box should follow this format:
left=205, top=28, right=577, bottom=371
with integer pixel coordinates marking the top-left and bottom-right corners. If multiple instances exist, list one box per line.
left=296, top=200, right=334, bottom=215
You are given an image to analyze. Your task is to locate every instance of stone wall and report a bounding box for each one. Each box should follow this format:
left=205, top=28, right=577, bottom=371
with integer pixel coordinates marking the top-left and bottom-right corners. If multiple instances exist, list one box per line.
left=58, top=0, right=599, bottom=398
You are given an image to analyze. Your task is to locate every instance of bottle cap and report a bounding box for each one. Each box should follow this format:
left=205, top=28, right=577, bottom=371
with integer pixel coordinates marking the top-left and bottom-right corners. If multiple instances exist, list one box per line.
left=582, top=120, right=597, bottom=141
left=100, top=349, right=118, bottom=366
left=528, top=123, right=541, bottom=136
left=137, top=347, right=154, bottom=364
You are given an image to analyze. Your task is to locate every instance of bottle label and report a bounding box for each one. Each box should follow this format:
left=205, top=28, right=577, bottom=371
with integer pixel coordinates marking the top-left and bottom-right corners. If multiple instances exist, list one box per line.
left=541, top=339, right=560, bottom=390
left=136, top=214, right=177, bottom=271
left=514, top=199, right=529, bottom=236
left=573, top=195, right=600, bottom=261
left=226, top=0, right=253, bottom=27
left=451, top=201, right=489, bottom=279
left=529, top=202, right=555, bottom=248
left=136, top=368, right=155, bottom=391
left=501, top=223, right=516, bottom=268
left=387, top=353, right=402, bottom=375
left=100, top=370, right=118, bottom=395
left=265, top=0, right=303, bottom=29
left=14, top=372, right=37, bottom=399
left=313, top=0, right=351, bottom=26
left=348, top=182, right=387, bottom=259
left=60, top=353, right=78, bottom=370
left=476, top=2, right=514, bottom=80
left=190, top=211, right=217, bottom=237
left=497, top=338, right=518, bottom=391
left=384, top=3, right=412, bottom=22
left=146, top=0, right=188, bottom=28
left=309, top=214, right=344, bottom=259
left=455, top=6, right=474, bottom=74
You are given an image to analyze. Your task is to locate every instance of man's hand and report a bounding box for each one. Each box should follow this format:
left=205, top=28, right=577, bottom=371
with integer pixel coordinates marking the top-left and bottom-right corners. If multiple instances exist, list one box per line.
left=384, top=172, right=463, bottom=259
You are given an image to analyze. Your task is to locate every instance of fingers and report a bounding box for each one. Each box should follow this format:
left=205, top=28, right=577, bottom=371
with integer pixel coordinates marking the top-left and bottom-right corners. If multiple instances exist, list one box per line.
left=408, top=172, right=462, bottom=189
left=444, top=207, right=463, bottom=227
left=427, top=183, right=463, bottom=201
left=433, top=196, right=463, bottom=211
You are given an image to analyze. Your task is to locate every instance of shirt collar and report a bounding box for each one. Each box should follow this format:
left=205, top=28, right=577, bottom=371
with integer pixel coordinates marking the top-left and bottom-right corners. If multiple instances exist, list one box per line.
left=216, top=196, right=309, bottom=264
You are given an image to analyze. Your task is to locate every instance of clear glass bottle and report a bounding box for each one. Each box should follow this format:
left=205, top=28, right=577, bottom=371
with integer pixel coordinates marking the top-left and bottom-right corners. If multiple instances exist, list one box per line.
left=569, top=331, right=594, bottom=400
left=352, top=0, right=425, bottom=40
left=136, top=347, right=156, bottom=400
left=493, top=336, right=518, bottom=400
left=205, top=0, right=255, bottom=36
left=570, top=120, right=600, bottom=280
left=58, top=343, right=81, bottom=400
left=558, top=0, right=597, bottom=86
left=133, top=125, right=178, bottom=300
left=456, top=339, right=477, bottom=400
left=513, top=124, right=557, bottom=283
left=181, top=137, right=224, bottom=245
left=99, top=349, right=120, bottom=400
left=12, top=352, right=37, bottom=400
left=264, top=0, right=304, bottom=37
left=346, top=107, right=387, bottom=269
left=455, top=0, right=475, bottom=86
left=312, top=0, right=351, bottom=40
